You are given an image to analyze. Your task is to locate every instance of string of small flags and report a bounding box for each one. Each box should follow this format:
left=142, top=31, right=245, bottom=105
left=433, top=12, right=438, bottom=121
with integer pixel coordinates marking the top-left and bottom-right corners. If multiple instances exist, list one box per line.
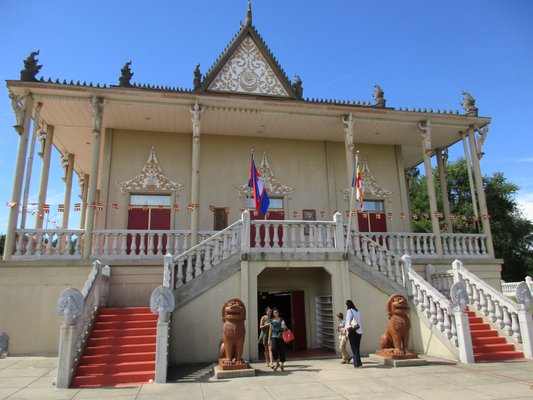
left=3, top=202, right=491, bottom=221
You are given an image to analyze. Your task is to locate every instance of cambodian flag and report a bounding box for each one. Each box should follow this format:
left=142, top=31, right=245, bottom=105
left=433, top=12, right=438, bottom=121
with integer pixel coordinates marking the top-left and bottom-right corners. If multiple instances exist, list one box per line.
left=248, top=154, right=270, bottom=215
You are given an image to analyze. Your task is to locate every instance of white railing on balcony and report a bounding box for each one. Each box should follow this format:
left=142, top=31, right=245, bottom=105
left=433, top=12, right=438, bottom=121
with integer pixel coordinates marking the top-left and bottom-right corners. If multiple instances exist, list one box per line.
left=501, top=277, right=533, bottom=297
left=364, top=232, right=488, bottom=258
left=452, top=260, right=533, bottom=358
left=250, top=220, right=338, bottom=252
left=13, top=229, right=84, bottom=258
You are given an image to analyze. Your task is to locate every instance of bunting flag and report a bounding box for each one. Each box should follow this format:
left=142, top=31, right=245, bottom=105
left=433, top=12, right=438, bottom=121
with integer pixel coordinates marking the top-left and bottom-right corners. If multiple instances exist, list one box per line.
left=483, top=214, right=490, bottom=220
left=58, top=204, right=65, bottom=212
left=43, top=204, right=50, bottom=213
left=248, top=152, right=270, bottom=215
left=112, top=203, right=119, bottom=209
left=400, top=213, right=407, bottom=220
left=352, top=160, right=363, bottom=211
left=157, top=205, right=164, bottom=210
left=74, top=203, right=81, bottom=211
left=128, top=205, right=134, bottom=211
left=450, top=213, right=456, bottom=220
left=209, top=205, right=216, bottom=212
left=472, top=215, right=479, bottom=222
left=6, top=201, right=17, bottom=207
left=142, top=204, right=148, bottom=211
left=387, top=212, right=393, bottom=220
left=172, top=205, right=180, bottom=212
left=435, top=211, right=443, bottom=219
left=412, top=213, right=418, bottom=220
left=376, top=213, right=382, bottom=220
left=320, top=211, right=327, bottom=219
left=362, top=212, right=368, bottom=219
left=96, top=202, right=103, bottom=211
left=293, top=211, right=299, bottom=219
left=461, top=215, right=467, bottom=221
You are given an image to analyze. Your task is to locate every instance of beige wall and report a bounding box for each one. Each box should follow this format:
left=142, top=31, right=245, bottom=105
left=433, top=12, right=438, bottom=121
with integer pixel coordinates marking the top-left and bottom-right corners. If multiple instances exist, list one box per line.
left=98, top=128, right=409, bottom=233
left=0, top=263, right=90, bottom=355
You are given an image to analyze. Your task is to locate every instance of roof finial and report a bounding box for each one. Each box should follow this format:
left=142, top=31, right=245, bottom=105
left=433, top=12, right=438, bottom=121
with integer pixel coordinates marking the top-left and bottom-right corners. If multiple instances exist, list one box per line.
left=246, top=0, right=252, bottom=25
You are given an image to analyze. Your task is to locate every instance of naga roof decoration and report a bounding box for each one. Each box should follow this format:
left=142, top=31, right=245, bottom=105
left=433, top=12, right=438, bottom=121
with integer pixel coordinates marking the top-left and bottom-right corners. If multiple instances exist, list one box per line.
left=116, top=147, right=185, bottom=195
left=235, top=151, right=295, bottom=198
left=341, top=158, right=393, bottom=200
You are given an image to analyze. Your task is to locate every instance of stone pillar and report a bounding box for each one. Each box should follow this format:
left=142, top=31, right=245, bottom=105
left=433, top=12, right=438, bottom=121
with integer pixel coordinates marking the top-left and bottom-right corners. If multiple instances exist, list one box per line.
left=189, top=101, right=203, bottom=247
left=342, top=113, right=355, bottom=188
left=82, top=97, right=104, bottom=258
left=61, top=153, right=75, bottom=229
left=20, top=102, right=42, bottom=228
left=467, top=125, right=494, bottom=257
left=461, top=132, right=479, bottom=229
left=79, top=174, right=89, bottom=229
left=436, top=148, right=453, bottom=233
left=35, top=124, right=54, bottom=229
left=4, top=91, right=34, bottom=260
left=418, top=121, right=443, bottom=255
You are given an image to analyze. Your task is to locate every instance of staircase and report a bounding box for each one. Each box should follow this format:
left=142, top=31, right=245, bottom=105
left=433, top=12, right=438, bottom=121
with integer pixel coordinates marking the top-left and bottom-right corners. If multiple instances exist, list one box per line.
left=467, top=309, right=524, bottom=362
left=71, top=307, right=157, bottom=388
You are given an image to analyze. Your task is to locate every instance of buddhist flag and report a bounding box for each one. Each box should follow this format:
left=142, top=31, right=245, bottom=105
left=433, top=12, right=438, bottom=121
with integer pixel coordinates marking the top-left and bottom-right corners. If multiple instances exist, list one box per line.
left=58, top=204, right=65, bottom=212
left=352, top=162, right=363, bottom=210
left=248, top=153, right=270, bottom=215
left=74, top=203, right=81, bottom=211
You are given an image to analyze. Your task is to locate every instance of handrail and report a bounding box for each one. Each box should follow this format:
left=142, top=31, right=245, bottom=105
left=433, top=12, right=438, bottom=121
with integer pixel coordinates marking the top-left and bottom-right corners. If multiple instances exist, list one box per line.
left=56, top=260, right=111, bottom=388
left=452, top=259, right=533, bottom=358
left=171, top=220, right=243, bottom=289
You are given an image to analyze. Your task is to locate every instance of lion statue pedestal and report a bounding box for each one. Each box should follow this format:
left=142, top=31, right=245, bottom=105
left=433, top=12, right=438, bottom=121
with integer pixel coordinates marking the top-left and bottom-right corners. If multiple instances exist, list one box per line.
left=214, top=298, right=255, bottom=378
left=374, top=294, right=419, bottom=362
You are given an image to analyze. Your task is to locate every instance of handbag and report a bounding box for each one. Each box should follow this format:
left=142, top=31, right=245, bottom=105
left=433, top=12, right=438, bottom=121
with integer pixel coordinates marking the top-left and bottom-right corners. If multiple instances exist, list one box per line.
left=349, top=312, right=359, bottom=330
left=282, top=329, right=295, bottom=344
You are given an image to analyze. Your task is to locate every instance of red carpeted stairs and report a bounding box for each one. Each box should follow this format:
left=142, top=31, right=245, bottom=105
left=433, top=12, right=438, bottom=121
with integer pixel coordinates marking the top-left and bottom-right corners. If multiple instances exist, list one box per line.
left=467, top=309, right=524, bottom=362
left=71, top=307, right=157, bottom=388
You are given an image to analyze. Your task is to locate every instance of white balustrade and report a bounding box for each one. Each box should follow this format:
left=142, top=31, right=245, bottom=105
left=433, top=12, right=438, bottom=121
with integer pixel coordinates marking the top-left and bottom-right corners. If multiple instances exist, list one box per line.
left=250, top=220, right=336, bottom=252
left=501, top=277, right=533, bottom=297
left=452, top=260, right=533, bottom=358
left=365, top=232, right=488, bottom=258
left=13, top=229, right=84, bottom=258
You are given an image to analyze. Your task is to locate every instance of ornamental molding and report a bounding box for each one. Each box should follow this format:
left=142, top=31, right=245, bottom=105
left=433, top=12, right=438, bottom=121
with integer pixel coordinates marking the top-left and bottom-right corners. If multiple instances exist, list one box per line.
left=56, top=288, right=84, bottom=325
left=208, top=35, right=289, bottom=97
left=116, top=147, right=185, bottom=195
left=150, top=286, right=175, bottom=322
left=341, top=158, right=393, bottom=200
left=235, top=151, right=295, bottom=198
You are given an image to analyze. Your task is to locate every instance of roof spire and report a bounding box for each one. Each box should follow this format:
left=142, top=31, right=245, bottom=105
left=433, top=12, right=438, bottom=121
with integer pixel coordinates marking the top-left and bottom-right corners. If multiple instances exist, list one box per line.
left=246, top=0, right=252, bottom=25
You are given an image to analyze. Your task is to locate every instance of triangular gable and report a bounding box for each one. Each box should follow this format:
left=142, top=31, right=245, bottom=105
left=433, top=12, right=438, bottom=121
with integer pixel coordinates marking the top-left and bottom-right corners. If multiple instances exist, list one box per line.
left=200, top=24, right=297, bottom=98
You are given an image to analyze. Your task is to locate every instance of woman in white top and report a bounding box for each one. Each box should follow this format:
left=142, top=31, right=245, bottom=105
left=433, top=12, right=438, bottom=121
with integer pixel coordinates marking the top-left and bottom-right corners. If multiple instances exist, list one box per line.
left=343, top=299, right=363, bottom=368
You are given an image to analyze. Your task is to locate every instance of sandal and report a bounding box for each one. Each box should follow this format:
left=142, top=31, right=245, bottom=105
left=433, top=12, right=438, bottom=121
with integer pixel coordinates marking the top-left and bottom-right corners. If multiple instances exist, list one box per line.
left=273, top=364, right=279, bottom=372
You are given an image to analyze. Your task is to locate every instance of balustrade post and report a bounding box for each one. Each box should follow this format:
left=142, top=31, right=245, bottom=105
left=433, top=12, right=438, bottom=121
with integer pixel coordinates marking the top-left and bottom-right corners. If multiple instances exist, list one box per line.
left=333, top=212, right=344, bottom=252
left=56, top=324, right=75, bottom=388
left=150, top=286, right=175, bottom=384
left=517, top=310, right=533, bottom=358
left=454, top=308, right=475, bottom=363
left=241, top=211, right=251, bottom=253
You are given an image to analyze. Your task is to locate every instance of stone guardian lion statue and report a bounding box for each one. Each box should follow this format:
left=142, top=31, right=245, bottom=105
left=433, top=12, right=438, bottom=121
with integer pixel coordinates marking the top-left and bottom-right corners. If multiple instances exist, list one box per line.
left=219, top=298, right=247, bottom=362
left=379, top=294, right=411, bottom=353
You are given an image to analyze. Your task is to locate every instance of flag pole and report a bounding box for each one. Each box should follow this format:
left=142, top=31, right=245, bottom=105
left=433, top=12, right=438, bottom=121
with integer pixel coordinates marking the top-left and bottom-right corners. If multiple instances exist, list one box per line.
left=345, top=151, right=359, bottom=253
left=247, top=147, right=254, bottom=214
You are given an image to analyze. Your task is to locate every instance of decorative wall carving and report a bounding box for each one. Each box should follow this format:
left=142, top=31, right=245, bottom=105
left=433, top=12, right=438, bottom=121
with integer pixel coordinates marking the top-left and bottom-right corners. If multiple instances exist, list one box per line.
left=515, top=282, right=532, bottom=311
left=208, top=35, right=289, bottom=97
left=450, top=282, right=469, bottom=312
left=235, top=151, right=295, bottom=198
left=56, top=288, right=84, bottom=325
left=150, top=286, right=175, bottom=322
left=341, top=158, right=393, bottom=200
left=116, top=147, right=185, bottom=195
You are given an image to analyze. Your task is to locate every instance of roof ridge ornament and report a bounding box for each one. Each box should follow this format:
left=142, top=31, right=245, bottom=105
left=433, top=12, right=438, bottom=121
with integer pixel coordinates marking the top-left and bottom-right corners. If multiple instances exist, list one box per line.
left=461, top=91, right=478, bottom=116
left=372, top=84, right=386, bottom=107
left=246, top=0, right=252, bottom=26
left=119, top=61, right=134, bottom=87
left=20, top=50, right=42, bottom=81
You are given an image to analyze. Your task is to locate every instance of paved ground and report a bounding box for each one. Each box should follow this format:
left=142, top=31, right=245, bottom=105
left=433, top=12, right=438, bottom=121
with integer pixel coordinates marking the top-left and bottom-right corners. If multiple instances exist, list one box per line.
left=1, top=356, right=533, bottom=400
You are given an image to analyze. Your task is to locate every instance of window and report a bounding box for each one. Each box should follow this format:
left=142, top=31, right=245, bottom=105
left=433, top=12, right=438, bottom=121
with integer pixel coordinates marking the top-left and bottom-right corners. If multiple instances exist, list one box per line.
left=361, top=200, right=384, bottom=212
left=213, top=208, right=229, bottom=231
left=247, top=197, right=283, bottom=210
left=130, top=194, right=170, bottom=207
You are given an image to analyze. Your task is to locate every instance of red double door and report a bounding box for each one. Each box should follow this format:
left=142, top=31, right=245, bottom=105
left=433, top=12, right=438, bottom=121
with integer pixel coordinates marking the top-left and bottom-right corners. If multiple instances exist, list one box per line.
left=357, top=212, right=387, bottom=232
left=127, top=207, right=170, bottom=254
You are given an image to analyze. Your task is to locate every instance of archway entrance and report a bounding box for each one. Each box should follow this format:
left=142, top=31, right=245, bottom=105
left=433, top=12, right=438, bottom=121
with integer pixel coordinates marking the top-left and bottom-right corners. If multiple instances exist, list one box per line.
left=256, top=267, right=333, bottom=358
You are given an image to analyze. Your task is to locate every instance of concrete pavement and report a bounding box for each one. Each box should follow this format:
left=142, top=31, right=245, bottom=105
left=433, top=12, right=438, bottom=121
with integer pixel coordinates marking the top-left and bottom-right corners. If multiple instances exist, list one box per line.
left=1, top=356, right=532, bottom=400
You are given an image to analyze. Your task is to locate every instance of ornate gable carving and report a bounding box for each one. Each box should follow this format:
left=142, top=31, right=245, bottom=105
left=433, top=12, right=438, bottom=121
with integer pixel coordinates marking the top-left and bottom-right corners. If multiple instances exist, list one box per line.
left=342, top=158, right=393, bottom=200
left=208, top=35, right=289, bottom=97
left=116, top=147, right=185, bottom=195
left=235, top=151, right=295, bottom=198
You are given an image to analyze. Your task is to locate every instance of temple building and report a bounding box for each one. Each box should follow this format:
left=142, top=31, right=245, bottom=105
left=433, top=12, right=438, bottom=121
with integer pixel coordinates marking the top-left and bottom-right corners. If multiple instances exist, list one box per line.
left=1, top=2, right=532, bottom=388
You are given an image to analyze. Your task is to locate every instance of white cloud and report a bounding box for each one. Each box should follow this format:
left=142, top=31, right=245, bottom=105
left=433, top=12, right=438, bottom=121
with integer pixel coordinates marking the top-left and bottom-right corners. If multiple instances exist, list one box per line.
left=516, top=193, right=533, bottom=222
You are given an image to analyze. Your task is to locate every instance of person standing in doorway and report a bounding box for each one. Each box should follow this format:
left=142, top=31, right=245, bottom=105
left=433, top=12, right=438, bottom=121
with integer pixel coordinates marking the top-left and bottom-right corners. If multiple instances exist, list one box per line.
left=258, top=306, right=273, bottom=367
left=268, top=307, right=287, bottom=371
left=336, top=312, right=351, bottom=364
left=343, top=300, right=363, bottom=368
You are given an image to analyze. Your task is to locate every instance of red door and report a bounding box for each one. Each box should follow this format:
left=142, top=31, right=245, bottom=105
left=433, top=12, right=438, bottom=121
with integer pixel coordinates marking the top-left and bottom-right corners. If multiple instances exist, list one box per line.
left=127, top=208, right=171, bottom=254
left=291, top=291, right=307, bottom=351
left=250, top=210, right=284, bottom=247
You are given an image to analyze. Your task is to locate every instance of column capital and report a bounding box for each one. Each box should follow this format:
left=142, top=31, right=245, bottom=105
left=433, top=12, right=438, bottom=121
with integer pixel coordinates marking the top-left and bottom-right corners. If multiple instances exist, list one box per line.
left=8, top=90, right=28, bottom=133
left=418, top=120, right=432, bottom=157
left=342, top=113, right=355, bottom=148
left=190, top=101, right=204, bottom=139
left=475, top=125, right=488, bottom=159
left=91, top=96, right=104, bottom=134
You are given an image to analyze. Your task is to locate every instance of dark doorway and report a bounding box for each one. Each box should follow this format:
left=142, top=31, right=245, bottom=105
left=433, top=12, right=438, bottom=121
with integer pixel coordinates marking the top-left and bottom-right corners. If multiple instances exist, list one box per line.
left=257, top=290, right=307, bottom=355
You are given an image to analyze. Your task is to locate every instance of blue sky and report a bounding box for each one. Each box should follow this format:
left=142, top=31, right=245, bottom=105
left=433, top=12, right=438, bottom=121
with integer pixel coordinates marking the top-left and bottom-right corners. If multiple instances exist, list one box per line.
left=1, top=0, right=532, bottom=233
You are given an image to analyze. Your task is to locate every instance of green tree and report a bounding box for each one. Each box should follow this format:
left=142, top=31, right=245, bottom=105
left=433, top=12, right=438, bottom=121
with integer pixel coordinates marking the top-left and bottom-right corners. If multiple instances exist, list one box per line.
left=408, top=159, right=533, bottom=281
